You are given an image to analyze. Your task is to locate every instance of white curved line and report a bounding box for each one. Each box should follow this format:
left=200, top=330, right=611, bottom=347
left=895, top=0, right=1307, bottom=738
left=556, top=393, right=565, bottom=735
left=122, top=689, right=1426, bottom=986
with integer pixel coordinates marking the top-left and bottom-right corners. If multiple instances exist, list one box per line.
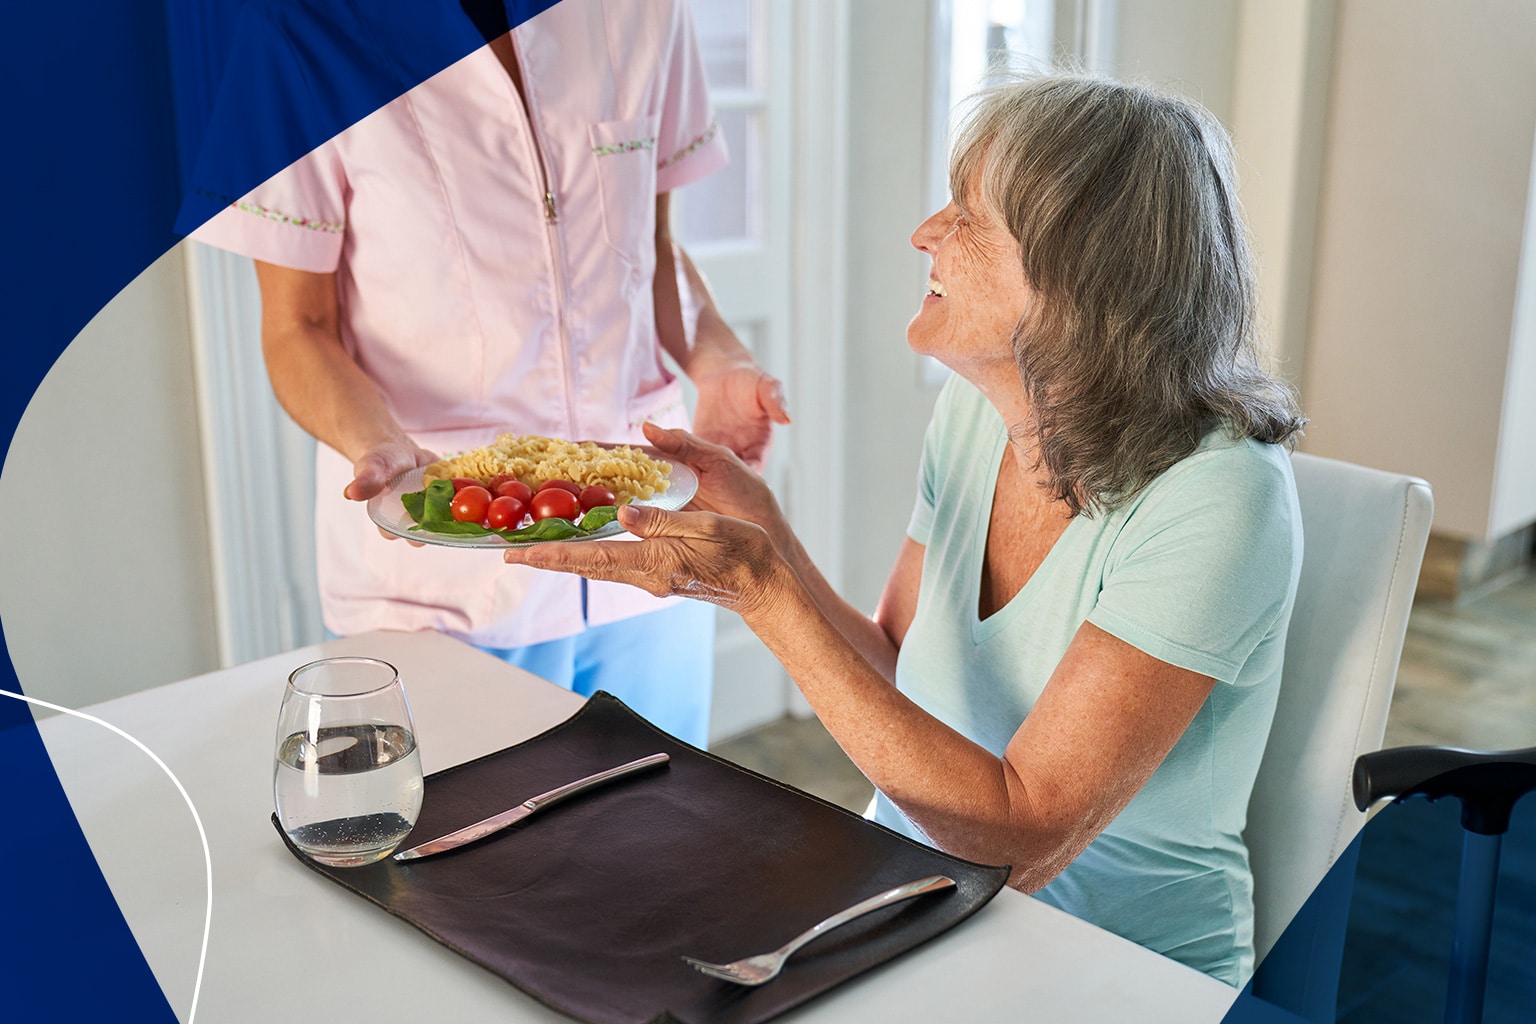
left=3, top=689, right=210, bottom=1024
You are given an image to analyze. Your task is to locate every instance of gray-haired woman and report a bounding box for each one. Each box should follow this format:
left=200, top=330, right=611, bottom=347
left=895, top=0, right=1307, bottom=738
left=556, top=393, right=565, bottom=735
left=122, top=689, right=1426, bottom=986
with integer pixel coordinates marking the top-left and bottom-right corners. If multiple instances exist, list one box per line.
left=505, top=73, right=1307, bottom=986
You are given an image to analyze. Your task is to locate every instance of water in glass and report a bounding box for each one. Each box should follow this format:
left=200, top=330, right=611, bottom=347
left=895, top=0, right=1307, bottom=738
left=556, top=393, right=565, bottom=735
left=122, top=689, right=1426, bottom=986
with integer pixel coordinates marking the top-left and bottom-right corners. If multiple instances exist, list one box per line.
left=275, top=722, right=423, bottom=865
left=273, top=657, right=424, bottom=867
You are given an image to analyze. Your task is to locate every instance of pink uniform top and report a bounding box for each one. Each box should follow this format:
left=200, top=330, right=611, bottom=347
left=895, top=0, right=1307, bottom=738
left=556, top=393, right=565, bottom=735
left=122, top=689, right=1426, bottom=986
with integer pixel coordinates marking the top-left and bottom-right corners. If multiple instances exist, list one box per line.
left=192, top=0, right=727, bottom=648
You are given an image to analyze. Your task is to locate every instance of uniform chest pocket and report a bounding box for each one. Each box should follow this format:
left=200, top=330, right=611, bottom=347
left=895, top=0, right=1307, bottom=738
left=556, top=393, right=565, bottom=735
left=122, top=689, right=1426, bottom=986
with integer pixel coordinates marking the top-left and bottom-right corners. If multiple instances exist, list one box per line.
left=589, top=115, right=660, bottom=271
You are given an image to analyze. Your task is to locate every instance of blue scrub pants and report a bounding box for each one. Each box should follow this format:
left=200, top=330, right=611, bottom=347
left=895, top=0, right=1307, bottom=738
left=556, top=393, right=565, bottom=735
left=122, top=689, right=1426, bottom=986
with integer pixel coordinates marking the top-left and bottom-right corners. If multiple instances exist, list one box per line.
left=477, top=582, right=716, bottom=748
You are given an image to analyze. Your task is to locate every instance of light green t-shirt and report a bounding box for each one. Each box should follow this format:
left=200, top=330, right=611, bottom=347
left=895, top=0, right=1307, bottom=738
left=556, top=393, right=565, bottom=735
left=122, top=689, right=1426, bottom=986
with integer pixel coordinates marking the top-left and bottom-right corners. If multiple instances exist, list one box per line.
left=872, top=375, right=1302, bottom=986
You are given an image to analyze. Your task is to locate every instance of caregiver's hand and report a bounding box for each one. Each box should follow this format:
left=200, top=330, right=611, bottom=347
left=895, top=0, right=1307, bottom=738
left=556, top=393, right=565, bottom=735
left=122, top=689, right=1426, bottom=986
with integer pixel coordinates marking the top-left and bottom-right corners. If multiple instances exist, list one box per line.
left=345, top=437, right=438, bottom=502
left=346, top=436, right=438, bottom=546
left=640, top=421, right=793, bottom=552
left=503, top=503, right=792, bottom=618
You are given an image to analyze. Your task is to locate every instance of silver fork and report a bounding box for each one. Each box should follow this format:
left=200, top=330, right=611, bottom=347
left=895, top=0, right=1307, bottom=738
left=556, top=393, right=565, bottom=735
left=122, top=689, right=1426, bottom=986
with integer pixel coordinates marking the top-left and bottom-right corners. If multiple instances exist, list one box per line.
left=682, top=874, right=957, bottom=986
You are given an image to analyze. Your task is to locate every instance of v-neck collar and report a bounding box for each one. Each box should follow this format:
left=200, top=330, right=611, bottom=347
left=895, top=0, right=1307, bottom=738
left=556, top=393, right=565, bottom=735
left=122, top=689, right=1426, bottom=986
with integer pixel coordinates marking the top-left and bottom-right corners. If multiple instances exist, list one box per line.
left=969, top=424, right=1082, bottom=644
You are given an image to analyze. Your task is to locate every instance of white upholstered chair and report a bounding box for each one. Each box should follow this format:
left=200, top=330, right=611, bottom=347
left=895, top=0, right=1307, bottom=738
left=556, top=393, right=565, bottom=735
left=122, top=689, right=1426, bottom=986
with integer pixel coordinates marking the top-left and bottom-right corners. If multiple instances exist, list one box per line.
left=1243, top=452, right=1433, bottom=1018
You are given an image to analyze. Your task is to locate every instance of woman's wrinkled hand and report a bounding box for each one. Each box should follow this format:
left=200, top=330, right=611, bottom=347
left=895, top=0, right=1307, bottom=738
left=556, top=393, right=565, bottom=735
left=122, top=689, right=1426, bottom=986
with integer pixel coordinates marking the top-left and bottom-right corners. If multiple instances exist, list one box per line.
left=503, top=502, right=790, bottom=620
left=640, top=421, right=793, bottom=553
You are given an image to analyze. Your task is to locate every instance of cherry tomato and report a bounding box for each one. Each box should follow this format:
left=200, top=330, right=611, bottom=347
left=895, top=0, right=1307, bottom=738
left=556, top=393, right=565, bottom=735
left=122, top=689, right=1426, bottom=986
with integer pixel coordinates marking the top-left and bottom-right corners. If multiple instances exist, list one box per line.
left=485, top=495, right=527, bottom=531
left=494, top=479, right=534, bottom=504
left=450, top=477, right=483, bottom=493
left=578, top=485, right=616, bottom=512
left=450, top=485, right=493, bottom=523
left=529, top=487, right=581, bottom=522
left=536, top=479, right=583, bottom=498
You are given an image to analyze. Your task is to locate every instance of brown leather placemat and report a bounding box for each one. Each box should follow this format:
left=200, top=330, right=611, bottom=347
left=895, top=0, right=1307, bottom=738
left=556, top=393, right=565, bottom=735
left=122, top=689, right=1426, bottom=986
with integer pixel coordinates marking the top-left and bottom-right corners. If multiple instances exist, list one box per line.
left=273, top=691, right=1010, bottom=1024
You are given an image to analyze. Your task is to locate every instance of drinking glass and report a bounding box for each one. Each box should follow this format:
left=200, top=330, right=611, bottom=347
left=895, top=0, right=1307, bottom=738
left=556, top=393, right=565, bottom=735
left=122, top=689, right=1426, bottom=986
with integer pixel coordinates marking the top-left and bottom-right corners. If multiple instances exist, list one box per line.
left=273, top=657, right=424, bottom=867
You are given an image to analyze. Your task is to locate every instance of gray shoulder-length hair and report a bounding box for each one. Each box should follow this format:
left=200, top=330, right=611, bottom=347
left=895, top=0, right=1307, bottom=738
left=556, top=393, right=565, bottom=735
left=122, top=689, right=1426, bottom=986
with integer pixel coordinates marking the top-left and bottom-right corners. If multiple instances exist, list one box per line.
left=951, top=73, right=1306, bottom=516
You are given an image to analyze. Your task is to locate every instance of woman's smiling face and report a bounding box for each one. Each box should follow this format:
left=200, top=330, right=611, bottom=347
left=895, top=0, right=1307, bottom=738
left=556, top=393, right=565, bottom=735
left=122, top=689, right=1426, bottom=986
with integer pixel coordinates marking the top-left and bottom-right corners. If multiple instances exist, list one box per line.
left=906, top=179, right=1033, bottom=378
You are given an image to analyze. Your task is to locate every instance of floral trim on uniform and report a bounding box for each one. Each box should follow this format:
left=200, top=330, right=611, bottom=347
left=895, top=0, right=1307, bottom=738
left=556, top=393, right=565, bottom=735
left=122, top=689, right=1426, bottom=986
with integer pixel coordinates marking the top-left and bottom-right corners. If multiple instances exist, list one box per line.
left=592, top=136, right=657, bottom=157
left=659, top=118, right=719, bottom=170
left=629, top=399, right=686, bottom=431
left=230, top=198, right=343, bottom=234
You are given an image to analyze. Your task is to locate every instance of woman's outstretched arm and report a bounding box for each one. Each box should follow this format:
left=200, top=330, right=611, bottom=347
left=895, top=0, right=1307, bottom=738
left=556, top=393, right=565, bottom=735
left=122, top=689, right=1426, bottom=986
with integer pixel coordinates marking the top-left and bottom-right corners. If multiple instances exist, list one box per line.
left=504, top=502, right=1214, bottom=891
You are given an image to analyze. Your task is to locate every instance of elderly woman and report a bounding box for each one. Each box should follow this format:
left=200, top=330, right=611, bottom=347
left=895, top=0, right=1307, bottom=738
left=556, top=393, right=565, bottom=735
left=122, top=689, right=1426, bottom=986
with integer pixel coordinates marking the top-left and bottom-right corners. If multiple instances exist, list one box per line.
left=505, top=74, right=1305, bottom=986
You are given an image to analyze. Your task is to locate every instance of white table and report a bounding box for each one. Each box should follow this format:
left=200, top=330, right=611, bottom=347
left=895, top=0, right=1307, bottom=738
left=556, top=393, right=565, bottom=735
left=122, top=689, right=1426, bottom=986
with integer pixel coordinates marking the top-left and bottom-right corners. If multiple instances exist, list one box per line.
left=33, top=630, right=1240, bottom=1023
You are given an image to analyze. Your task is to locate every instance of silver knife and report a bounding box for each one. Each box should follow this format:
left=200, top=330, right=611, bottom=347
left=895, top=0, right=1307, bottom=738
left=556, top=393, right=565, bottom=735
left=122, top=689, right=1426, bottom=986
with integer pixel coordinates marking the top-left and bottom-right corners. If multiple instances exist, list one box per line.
left=393, top=752, right=670, bottom=861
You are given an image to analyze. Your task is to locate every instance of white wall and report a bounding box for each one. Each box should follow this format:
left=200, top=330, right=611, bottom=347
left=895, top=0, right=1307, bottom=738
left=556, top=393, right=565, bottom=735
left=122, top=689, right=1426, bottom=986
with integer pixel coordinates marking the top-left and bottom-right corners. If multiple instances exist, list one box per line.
left=1495, top=124, right=1536, bottom=535
left=1100, top=1, right=1328, bottom=387
left=1231, top=0, right=1338, bottom=386
left=1300, top=0, right=1536, bottom=541
left=1099, top=1, right=1536, bottom=544
left=840, top=0, right=945, bottom=611
left=0, top=248, right=220, bottom=709
left=1110, top=0, right=1240, bottom=125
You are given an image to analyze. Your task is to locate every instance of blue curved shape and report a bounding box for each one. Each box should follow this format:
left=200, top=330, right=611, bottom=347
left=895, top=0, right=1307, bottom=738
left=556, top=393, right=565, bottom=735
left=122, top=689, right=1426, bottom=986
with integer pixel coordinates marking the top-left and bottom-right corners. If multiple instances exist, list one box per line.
left=0, top=645, right=178, bottom=1020
left=1, top=1, right=554, bottom=1017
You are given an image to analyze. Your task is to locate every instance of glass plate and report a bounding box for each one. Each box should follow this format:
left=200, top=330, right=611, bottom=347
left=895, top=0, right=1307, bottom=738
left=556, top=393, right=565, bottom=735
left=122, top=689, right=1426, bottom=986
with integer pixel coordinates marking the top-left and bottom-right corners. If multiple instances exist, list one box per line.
left=366, top=449, right=698, bottom=550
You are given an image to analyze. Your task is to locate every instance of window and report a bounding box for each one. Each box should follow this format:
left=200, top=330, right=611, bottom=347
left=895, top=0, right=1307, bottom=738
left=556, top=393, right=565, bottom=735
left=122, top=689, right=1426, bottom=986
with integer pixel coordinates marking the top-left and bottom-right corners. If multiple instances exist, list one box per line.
left=929, top=0, right=1058, bottom=214
left=669, top=0, right=805, bottom=739
left=921, top=0, right=1096, bottom=385
left=675, top=1, right=766, bottom=250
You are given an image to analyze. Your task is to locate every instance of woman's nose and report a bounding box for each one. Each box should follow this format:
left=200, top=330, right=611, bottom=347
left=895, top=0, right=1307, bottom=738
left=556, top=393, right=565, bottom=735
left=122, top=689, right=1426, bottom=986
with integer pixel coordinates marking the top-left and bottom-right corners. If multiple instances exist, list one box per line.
left=910, top=204, right=955, bottom=254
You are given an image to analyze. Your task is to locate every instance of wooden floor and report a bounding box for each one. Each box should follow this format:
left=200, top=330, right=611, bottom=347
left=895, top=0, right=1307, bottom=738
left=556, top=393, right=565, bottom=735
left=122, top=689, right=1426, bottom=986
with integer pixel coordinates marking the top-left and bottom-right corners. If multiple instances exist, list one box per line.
left=1383, top=568, right=1536, bottom=751
left=715, top=565, right=1536, bottom=810
left=714, top=709, right=873, bottom=814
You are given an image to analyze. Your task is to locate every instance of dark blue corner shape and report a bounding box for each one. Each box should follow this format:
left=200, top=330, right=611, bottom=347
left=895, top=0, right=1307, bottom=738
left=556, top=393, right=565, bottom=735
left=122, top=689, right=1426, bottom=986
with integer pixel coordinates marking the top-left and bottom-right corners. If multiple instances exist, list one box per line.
left=1, top=1, right=553, bottom=1017
left=1224, top=834, right=1364, bottom=1024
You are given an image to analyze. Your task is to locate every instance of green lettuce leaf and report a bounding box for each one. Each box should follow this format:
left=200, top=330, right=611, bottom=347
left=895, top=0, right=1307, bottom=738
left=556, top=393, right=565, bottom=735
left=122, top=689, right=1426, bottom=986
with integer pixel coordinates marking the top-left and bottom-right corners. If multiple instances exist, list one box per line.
left=398, top=484, right=623, bottom=543
left=575, top=505, right=620, bottom=532
left=400, top=488, right=427, bottom=523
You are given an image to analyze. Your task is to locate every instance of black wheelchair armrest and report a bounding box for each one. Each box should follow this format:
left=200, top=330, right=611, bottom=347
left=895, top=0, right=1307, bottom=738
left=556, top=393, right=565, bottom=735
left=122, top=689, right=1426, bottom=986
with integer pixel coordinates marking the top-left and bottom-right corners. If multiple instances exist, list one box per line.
left=1353, top=745, right=1536, bottom=835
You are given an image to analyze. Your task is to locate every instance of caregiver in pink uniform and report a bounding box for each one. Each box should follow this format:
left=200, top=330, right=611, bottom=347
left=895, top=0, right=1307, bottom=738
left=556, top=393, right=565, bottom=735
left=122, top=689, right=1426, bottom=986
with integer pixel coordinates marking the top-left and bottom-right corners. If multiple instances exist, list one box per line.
left=192, top=0, right=787, bottom=746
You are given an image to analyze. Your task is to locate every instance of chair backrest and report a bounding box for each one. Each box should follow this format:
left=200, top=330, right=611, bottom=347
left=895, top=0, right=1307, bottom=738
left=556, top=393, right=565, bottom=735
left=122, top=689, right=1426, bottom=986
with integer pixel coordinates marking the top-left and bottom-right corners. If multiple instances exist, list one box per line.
left=1247, top=452, right=1433, bottom=964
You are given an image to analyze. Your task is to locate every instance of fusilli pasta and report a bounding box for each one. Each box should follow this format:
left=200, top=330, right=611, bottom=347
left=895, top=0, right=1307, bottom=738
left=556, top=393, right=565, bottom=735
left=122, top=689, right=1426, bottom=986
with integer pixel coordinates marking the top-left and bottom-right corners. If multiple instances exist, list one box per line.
left=423, top=434, right=671, bottom=502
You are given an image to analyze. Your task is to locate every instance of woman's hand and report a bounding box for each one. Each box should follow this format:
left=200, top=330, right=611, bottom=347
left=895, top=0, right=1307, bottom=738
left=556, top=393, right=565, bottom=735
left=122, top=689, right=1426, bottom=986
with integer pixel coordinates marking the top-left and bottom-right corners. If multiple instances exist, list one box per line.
left=641, top=422, right=794, bottom=553
left=503, top=502, right=792, bottom=620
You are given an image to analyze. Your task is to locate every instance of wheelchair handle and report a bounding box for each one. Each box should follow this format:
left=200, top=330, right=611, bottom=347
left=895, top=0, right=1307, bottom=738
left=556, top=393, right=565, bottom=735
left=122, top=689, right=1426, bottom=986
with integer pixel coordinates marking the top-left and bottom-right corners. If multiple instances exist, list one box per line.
left=1353, top=744, right=1536, bottom=835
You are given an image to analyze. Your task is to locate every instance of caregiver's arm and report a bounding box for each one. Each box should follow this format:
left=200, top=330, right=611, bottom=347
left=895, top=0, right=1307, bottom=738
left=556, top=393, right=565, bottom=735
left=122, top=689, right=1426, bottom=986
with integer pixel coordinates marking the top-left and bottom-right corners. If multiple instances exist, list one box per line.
left=255, top=261, right=434, bottom=501
left=651, top=194, right=789, bottom=471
